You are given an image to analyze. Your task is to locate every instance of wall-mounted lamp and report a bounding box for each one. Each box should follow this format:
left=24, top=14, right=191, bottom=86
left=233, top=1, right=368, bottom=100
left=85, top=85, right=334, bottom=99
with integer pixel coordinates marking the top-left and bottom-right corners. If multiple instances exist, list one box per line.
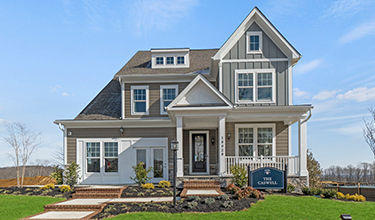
left=67, top=131, right=72, bottom=136
left=227, top=133, right=231, bottom=141
left=120, top=127, right=124, bottom=136
left=211, top=137, right=215, bottom=145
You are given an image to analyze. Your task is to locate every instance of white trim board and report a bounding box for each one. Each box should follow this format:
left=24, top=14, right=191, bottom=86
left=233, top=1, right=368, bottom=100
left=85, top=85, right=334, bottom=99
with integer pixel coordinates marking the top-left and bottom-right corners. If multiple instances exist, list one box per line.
left=189, top=130, right=210, bottom=175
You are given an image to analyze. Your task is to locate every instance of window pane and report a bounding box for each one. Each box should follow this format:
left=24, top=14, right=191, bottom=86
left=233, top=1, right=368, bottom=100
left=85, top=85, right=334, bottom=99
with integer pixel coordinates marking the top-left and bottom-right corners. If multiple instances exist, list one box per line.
left=250, top=35, right=259, bottom=51
left=105, top=158, right=118, bottom=172
left=166, top=56, right=174, bottom=64
left=239, top=88, right=253, bottom=101
left=258, top=128, right=273, bottom=143
left=258, top=145, right=272, bottom=156
left=136, top=149, right=146, bottom=168
left=239, top=145, right=253, bottom=156
left=134, top=89, right=146, bottom=101
left=177, top=56, right=185, bottom=64
left=258, top=87, right=272, bottom=101
left=238, top=128, right=253, bottom=143
left=87, top=142, right=100, bottom=157
left=104, top=142, right=118, bottom=157
left=153, top=149, right=163, bottom=178
left=134, top=101, right=146, bottom=113
left=163, top=88, right=176, bottom=100
left=238, top=73, right=253, bottom=86
left=257, top=73, right=272, bottom=86
left=87, top=158, right=100, bottom=172
left=163, top=100, right=171, bottom=109
left=156, top=57, right=163, bottom=64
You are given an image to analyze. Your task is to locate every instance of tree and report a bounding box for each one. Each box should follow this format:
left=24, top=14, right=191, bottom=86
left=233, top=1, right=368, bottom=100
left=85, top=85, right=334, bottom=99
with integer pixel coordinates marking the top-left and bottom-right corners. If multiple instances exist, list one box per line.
left=307, top=149, right=322, bottom=187
left=364, top=108, right=375, bottom=158
left=3, top=122, right=40, bottom=187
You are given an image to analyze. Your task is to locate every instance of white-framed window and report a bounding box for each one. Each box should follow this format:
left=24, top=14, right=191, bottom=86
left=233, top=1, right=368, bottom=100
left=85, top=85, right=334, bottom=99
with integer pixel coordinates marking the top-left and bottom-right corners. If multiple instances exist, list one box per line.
left=131, top=85, right=149, bottom=115
left=86, top=142, right=100, bottom=172
left=156, top=57, right=164, bottom=65
left=235, top=124, right=275, bottom=157
left=235, top=69, right=276, bottom=104
left=177, top=56, right=185, bottom=64
left=104, top=142, right=118, bottom=172
left=160, top=85, right=178, bottom=115
left=166, top=56, right=174, bottom=65
left=246, top=31, right=262, bottom=53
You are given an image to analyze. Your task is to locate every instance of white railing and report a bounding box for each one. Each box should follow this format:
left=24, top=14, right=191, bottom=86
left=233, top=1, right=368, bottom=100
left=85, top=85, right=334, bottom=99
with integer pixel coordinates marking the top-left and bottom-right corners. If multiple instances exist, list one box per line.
left=225, top=156, right=300, bottom=176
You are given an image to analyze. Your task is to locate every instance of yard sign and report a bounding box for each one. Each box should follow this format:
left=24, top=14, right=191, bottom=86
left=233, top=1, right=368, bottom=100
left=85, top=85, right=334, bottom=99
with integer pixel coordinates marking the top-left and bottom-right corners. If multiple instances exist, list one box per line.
left=248, top=166, right=287, bottom=191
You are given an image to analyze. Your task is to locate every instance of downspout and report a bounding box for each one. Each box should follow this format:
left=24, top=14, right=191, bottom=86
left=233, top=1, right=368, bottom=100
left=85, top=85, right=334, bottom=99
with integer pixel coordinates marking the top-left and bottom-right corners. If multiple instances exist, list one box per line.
left=301, top=109, right=312, bottom=123
left=58, top=123, right=67, bottom=166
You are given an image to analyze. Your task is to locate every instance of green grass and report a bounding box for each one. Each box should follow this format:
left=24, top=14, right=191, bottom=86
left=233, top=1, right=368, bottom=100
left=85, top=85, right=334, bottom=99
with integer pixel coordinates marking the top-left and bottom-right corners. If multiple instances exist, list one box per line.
left=108, top=195, right=375, bottom=220
left=0, top=194, right=64, bottom=220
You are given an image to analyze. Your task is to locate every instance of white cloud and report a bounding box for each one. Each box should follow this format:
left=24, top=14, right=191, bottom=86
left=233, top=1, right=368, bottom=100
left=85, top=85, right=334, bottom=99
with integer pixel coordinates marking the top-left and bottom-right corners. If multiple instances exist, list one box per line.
left=313, top=90, right=339, bottom=101
left=339, top=21, right=375, bottom=44
left=293, top=88, right=308, bottom=97
left=337, top=87, right=375, bottom=102
left=62, top=92, right=70, bottom=97
left=312, top=113, right=370, bottom=122
left=335, top=122, right=364, bottom=136
left=130, top=0, right=198, bottom=34
left=324, top=0, right=366, bottom=18
left=294, top=59, right=323, bottom=75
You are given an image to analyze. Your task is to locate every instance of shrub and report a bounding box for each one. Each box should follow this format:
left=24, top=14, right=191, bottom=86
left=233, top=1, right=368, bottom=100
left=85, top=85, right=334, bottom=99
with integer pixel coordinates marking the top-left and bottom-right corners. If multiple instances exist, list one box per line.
left=187, top=196, right=201, bottom=202
left=64, top=162, right=80, bottom=187
left=141, top=183, right=155, bottom=189
left=59, top=185, right=71, bottom=193
left=234, top=186, right=264, bottom=200
left=321, top=189, right=337, bottom=199
left=302, top=187, right=323, bottom=196
left=302, top=187, right=310, bottom=195
left=342, top=193, right=366, bottom=202
left=41, top=183, right=55, bottom=190
left=204, top=198, right=216, bottom=205
left=158, top=180, right=171, bottom=188
left=186, top=201, right=198, bottom=209
left=227, top=183, right=241, bottom=194
left=221, top=200, right=234, bottom=208
left=131, top=162, right=152, bottom=185
left=230, top=165, right=247, bottom=188
left=337, top=192, right=345, bottom=200
left=50, top=166, right=64, bottom=185
left=287, top=184, right=296, bottom=193
left=218, top=194, right=230, bottom=201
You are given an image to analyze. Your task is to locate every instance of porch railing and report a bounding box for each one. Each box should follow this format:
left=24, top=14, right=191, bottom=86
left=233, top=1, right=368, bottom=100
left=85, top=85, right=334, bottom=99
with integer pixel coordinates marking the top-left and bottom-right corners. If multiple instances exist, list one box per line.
left=224, top=156, right=300, bottom=176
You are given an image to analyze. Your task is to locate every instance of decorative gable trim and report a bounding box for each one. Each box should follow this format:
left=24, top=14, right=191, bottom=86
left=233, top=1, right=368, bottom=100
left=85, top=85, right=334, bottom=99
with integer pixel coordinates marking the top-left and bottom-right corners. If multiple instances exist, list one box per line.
left=166, top=74, right=233, bottom=111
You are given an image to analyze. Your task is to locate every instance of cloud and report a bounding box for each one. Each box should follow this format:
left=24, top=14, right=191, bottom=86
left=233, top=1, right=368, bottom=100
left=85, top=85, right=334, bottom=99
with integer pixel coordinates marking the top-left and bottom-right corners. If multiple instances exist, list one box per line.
left=61, top=92, right=70, bottom=97
left=130, top=0, right=198, bottom=34
left=312, top=113, right=370, bottom=122
left=339, top=21, right=375, bottom=44
left=293, top=88, right=308, bottom=97
left=313, top=90, right=339, bottom=101
left=337, top=87, right=375, bottom=102
left=294, top=59, right=323, bottom=75
left=324, top=0, right=366, bottom=18
left=334, top=122, right=364, bottom=136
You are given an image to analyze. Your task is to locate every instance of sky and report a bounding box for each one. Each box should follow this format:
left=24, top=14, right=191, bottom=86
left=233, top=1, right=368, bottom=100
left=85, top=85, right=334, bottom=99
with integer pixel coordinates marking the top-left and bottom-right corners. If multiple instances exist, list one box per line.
left=0, top=0, right=375, bottom=169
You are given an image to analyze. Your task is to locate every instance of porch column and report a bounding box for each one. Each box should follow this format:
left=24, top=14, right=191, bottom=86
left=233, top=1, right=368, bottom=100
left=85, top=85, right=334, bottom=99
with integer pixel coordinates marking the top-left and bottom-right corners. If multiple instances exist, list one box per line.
left=218, top=116, right=226, bottom=176
left=176, top=116, right=184, bottom=177
left=298, top=119, right=308, bottom=177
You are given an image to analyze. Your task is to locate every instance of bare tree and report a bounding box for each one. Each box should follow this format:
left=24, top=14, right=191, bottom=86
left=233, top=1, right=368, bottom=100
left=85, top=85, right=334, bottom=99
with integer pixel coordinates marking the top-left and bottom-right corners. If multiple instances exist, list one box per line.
left=364, top=108, right=375, bottom=158
left=3, top=122, right=40, bottom=187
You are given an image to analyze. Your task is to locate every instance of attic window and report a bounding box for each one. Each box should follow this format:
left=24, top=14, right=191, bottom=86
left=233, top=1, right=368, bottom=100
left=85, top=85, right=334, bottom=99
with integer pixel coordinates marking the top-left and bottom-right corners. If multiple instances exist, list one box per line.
left=156, top=57, right=164, bottom=65
left=166, top=56, right=174, bottom=65
left=177, top=56, right=185, bottom=64
left=246, top=31, right=262, bottom=53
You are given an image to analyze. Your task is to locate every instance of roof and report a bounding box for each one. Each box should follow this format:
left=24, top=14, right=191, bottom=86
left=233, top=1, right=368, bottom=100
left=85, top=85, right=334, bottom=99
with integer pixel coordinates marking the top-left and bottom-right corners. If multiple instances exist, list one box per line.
left=75, top=80, right=121, bottom=120
left=114, top=49, right=218, bottom=77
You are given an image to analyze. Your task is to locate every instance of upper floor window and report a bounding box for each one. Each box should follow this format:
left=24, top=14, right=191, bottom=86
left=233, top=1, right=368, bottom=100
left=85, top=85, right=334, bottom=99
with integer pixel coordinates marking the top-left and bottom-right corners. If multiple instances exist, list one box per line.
left=156, top=57, right=164, bottom=65
left=246, top=31, right=262, bottom=53
left=177, top=56, right=185, bottom=64
left=166, top=56, right=174, bottom=65
left=131, top=85, right=149, bottom=115
left=235, top=69, right=275, bottom=104
left=160, top=85, right=178, bottom=115
left=236, top=124, right=275, bottom=157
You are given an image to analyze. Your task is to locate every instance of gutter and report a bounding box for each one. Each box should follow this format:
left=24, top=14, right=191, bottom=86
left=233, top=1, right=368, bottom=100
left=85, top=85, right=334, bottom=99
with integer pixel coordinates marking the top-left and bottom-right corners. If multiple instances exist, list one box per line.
left=301, top=109, right=312, bottom=123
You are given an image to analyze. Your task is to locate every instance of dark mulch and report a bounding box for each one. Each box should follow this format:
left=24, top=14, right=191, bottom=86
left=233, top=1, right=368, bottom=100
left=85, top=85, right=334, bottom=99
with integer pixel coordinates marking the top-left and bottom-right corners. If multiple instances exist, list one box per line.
left=0, top=186, right=73, bottom=199
left=92, top=196, right=258, bottom=219
left=121, top=186, right=176, bottom=198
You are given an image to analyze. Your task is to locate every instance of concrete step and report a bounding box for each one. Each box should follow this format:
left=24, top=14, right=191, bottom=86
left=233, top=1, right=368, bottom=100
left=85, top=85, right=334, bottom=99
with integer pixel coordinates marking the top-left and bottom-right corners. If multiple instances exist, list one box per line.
left=44, top=204, right=103, bottom=211
left=26, top=211, right=96, bottom=220
left=72, top=192, right=120, bottom=199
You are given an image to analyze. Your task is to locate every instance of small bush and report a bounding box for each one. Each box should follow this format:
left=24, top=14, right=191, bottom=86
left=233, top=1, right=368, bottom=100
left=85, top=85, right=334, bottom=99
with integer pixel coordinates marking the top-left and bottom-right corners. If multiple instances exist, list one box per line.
left=227, top=183, right=241, bottom=194
left=59, top=185, right=71, bottom=193
left=301, top=187, right=323, bottom=195
left=234, top=186, right=264, bottom=200
left=221, top=200, right=234, bottom=208
left=218, top=194, right=230, bottom=201
left=131, top=162, right=152, bottom=186
left=321, top=189, right=337, bottom=199
left=64, top=162, right=80, bottom=187
left=287, top=184, right=296, bottom=193
left=187, top=196, right=201, bottom=202
left=230, top=165, right=247, bottom=188
left=204, top=198, right=216, bottom=205
left=342, top=193, right=366, bottom=202
left=337, top=192, right=345, bottom=200
left=158, top=180, right=171, bottom=188
left=50, top=166, right=64, bottom=185
left=141, top=183, right=155, bottom=189
left=41, top=183, right=55, bottom=190
left=186, top=201, right=198, bottom=209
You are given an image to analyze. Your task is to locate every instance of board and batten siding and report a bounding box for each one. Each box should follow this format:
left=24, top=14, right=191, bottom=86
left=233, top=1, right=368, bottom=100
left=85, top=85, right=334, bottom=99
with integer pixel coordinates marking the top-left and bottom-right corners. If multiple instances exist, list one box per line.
left=124, top=82, right=189, bottom=118
left=225, top=122, right=289, bottom=156
left=221, top=22, right=290, bottom=106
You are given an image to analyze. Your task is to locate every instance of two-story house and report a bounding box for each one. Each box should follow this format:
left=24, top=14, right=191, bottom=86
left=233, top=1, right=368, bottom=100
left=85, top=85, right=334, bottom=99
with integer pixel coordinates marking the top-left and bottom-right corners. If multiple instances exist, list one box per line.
left=55, top=7, right=312, bottom=187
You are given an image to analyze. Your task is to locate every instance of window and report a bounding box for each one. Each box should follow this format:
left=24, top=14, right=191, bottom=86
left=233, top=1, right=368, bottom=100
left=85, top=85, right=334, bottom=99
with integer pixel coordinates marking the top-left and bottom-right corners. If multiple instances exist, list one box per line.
left=177, top=56, right=185, bottom=64
left=131, top=86, right=149, bottom=115
left=104, top=142, right=118, bottom=172
left=160, top=85, right=178, bottom=114
left=156, top=57, right=164, bottom=65
left=87, top=142, right=100, bottom=172
left=246, top=31, right=262, bottom=53
left=166, top=56, right=174, bottom=65
left=153, top=149, right=163, bottom=178
left=136, top=149, right=147, bottom=169
left=236, top=124, right=274, bottom=157
left=235, top=69, right=275, bottom=103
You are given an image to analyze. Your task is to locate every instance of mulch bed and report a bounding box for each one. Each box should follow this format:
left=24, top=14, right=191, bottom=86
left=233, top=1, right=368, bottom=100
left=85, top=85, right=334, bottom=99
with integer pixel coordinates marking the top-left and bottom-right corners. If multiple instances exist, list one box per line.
left=0, top=186, right=72, bottom=199
left=121, top=186, right=176, bottom=198
left=93, top=195, right=258, bottom=219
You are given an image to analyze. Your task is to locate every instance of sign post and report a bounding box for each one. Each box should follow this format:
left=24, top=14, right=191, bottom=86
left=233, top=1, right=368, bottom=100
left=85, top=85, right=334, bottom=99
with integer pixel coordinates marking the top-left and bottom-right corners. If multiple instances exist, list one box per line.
left=248, top=165, right=288, bottom=192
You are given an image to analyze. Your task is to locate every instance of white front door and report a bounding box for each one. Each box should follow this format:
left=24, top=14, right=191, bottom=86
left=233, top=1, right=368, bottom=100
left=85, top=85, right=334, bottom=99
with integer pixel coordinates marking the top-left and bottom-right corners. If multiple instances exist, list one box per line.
left=135, top=147, right=168, bottom=182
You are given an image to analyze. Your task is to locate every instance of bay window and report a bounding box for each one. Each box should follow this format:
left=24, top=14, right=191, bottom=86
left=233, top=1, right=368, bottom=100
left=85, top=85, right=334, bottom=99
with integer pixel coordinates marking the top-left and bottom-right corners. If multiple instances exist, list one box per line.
left=236, top=124, right=275, bottom=157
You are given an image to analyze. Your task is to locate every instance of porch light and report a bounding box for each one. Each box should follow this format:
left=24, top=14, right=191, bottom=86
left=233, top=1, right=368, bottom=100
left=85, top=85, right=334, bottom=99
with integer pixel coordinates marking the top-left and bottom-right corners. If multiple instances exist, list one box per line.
left=170, top=140, right=179, bottom=151
left=67, top=131, right=72, bottom=136
left=119, top=127, right=124, bottom=135
left=211, top=137, right=215, bottom=145
left=227, top=133, right=231, bottom=140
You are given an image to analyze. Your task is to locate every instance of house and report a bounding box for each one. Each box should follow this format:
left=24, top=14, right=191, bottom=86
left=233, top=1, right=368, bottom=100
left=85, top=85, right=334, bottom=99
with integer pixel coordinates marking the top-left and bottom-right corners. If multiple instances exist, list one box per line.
left=54, top=7, right=312, bottom=187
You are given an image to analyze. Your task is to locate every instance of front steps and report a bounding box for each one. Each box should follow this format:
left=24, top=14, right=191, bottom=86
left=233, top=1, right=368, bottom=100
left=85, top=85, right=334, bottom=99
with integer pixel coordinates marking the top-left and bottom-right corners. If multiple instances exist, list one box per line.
left=72, top=186, right=126, bottom=199
left=180, top=179, right=225, bottom=197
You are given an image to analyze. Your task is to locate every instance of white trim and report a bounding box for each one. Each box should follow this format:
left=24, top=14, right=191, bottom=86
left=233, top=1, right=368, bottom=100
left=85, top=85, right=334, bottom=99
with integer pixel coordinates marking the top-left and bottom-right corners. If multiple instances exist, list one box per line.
left=288, top=126, right=292, bottom=156
left=234, top=69, right=276, bottom=104
left=151, top=48, right=190, bottom=53
left=151, top=51, right=190, bottom=69
left=189, top=130, right=210, bottom=175
left=64, top=128, right=67, bottom=165
left=130, top=85, right=149, bottom=115
left=160, top=85, right=179, bottom=115
left=54, top=118, right=174, bottom=128
left=221, top=58, right=288, bottom=63
left=219, top=61, right=223, bottom=92
left=246, top=31, right=263, bottom=54
left=288, top=59, right=293, bottom=105
left=234, top=123, right=276, bottom=157
left=121, top=82, right=125, bottom=119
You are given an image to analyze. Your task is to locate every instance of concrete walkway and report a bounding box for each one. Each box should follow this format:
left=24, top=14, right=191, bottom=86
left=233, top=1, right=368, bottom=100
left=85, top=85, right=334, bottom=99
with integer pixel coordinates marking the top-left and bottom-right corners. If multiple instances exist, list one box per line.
left=29, top=211, right=95, bottom=219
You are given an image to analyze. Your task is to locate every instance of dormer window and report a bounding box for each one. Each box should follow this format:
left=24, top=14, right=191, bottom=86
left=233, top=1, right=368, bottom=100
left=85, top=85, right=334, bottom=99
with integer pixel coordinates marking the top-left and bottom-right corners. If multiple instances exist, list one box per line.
left=151, top=48, right=189, bottom=68
left=156, top=57, right=164, bottom=65
left=246, top=31, right=262, bottom=53
left=166, top=56, right=174, bottom=65
left=177, top=56, right=185, bottom=64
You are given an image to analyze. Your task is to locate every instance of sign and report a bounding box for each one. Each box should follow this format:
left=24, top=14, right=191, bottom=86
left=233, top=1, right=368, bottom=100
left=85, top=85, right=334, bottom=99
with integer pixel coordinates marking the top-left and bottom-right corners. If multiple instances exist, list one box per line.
left=249, top=167, right=285, bottom=190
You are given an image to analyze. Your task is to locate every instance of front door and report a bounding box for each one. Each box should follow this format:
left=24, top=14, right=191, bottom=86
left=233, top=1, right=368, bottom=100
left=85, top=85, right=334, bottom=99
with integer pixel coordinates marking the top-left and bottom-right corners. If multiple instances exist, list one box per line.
left=191, top=132, right=208, bottom=173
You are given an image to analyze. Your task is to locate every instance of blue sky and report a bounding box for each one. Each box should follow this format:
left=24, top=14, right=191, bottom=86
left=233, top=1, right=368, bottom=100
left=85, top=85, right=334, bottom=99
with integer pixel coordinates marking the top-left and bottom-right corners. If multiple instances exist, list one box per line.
left=0, top=0, right=375, bottom=168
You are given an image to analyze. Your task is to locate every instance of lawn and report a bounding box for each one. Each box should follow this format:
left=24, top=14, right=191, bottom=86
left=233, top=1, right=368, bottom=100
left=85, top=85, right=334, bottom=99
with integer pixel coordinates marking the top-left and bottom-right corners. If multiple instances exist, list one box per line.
left=108, top=195, right=375, bottom=220
left=0, top=194, right=64, bottom=220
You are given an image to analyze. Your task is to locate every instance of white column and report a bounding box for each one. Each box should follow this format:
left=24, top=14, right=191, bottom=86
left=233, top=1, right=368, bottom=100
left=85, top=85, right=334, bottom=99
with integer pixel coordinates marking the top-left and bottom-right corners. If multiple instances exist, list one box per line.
left=218, top=116, right=226, bottom=176
left=298, top=119, right=308, bottom=176
left=176, top=116, right=184, bottom=177
left=219, top=61, right=223, bottom=92
left=121, top=81, right=125, bottom=119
